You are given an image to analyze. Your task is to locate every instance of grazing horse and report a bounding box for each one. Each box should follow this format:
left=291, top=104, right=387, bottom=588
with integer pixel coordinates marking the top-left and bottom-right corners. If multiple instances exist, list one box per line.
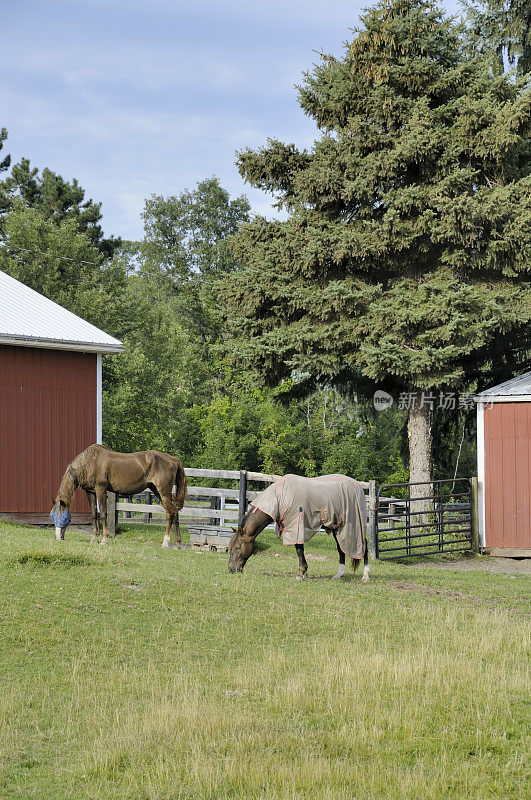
left=228, top=474, right=370, bottom=582
left=50, top=444, right=187, bottom=547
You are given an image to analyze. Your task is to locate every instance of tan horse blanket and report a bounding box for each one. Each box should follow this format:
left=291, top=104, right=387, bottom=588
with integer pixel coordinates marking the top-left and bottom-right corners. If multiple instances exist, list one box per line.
left=250, top=474, right=367, bottom=558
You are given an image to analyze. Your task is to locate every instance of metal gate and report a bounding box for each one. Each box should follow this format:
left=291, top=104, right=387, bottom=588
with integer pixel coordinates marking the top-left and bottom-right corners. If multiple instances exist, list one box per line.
left=375, top=478, right=474, bottom=560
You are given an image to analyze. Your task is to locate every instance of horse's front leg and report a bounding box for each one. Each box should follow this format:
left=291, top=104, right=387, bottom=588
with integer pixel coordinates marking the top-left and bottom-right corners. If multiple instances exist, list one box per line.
left=295, top=543, right=308, bottom=581
left=331, top=532, right=346, bottom=579
left=86, top=490, right=99, bottom=543
left=95, top=486, right=109, bottom=544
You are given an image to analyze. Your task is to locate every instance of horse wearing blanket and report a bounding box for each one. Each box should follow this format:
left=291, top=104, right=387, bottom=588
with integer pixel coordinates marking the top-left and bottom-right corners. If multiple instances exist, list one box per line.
left=228, top=474, right=369, bottom=582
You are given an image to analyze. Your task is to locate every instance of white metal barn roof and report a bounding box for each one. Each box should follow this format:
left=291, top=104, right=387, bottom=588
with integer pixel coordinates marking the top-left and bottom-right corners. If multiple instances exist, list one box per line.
left=475, top=371, right=531, bottom=403
left=0, top=270, right=123, bottom=353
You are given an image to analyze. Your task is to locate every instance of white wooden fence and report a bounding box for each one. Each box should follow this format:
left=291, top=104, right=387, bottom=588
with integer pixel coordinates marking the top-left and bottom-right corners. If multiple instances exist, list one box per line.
left=111, top=469, right=283, bottom=534
left=109, top=468, right=378, bottom=547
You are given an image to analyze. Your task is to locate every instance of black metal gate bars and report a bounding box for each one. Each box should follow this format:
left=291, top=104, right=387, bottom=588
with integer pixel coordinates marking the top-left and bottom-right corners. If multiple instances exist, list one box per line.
left=376, top=478, right=474, bottom=560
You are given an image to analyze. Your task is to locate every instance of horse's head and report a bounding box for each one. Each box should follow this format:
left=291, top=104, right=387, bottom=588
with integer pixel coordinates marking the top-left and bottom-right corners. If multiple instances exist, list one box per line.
left=228, top=525, right=254, bottom=573
left=228, top=508, right=272, bottom=573
left=50, top=497, right=72, bottom=540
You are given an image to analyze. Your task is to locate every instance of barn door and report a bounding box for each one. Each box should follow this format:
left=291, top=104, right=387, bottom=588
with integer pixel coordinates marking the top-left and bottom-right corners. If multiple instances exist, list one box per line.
left=483, top=402, right=531, bottom=551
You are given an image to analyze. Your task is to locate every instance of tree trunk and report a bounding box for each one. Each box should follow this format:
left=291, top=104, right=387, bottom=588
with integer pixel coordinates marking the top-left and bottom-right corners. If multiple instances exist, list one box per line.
left=408, top=390, right=433, bottom=522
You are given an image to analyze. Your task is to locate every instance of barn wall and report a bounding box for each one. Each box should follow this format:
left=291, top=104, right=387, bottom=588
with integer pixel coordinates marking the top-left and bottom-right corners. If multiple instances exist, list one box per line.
left=484, top=401, right=531, bottom=550
left=0, top=345, right=97, bottom=518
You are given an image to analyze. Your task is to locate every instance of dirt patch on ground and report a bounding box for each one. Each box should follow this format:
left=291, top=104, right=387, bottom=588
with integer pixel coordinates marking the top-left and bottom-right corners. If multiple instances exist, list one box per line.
left=385, top=579, right=487, bottom=604
left=414, top=557, right=530, bottom=575
left=384, top=579, right=527, bottom=614
left=262, top=571, right=332, bottom=581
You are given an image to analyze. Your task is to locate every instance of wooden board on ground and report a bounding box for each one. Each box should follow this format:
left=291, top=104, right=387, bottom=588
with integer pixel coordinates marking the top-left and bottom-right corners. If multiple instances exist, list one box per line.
left=188, top=526, right=233, bottom=552
left=484, top=548, right=531, bottom=558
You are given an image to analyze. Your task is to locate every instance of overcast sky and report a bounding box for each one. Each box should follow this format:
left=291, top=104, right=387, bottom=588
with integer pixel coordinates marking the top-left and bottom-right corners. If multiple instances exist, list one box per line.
left=2, top=0, right=462, bottom=241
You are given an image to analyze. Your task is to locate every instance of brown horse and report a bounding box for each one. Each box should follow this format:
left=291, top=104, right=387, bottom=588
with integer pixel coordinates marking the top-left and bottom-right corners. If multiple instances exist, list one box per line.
left=51, top=444, right=187, bottom=547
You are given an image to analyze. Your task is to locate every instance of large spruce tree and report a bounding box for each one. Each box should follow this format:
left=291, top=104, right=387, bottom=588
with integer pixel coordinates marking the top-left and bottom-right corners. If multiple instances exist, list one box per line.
left=227, top=0, right=530, bottom=488
left=464, top=0, right=530, bottom=75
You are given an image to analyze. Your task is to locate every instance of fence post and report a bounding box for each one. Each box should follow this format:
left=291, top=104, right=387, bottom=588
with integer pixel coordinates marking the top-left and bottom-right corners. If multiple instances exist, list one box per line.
left=238, top=470, right=248, bottom=526
left=209, top=495, right=220, bottom=527
left=368, top=479, right=377, bottom=560
left=470, top=476, right=480, bottom=553
left=107, top=491, right=116, bottom=538
left=220, top=495, right=226, bottom=528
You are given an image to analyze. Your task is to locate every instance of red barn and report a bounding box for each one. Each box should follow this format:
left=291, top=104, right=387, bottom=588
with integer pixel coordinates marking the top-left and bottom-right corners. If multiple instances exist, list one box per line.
left=0, top=271, right=123, bottom=524
left=476, top=373, right=531, bottom=557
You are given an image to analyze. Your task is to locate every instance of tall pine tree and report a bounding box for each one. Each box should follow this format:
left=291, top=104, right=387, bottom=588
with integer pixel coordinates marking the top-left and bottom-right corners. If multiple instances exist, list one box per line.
left=0, top=128, right=10, bottom=214
left=0, top=129, right=125, bottom=332
left=227, top=0, right=530, bottom=487
left=0, top=154, right=120, bottom=257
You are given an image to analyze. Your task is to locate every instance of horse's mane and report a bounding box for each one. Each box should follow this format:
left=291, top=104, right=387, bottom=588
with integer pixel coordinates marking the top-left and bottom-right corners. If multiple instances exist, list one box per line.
left=57, top=444, right=108, bottom=505
left=57, top=464, right=77, bottom=507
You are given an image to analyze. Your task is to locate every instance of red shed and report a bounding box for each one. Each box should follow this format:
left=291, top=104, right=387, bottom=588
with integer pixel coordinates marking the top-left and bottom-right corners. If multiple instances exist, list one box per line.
left=476, top=373, right=531, bottom=557
left=0, top=271, right=123, bottom=524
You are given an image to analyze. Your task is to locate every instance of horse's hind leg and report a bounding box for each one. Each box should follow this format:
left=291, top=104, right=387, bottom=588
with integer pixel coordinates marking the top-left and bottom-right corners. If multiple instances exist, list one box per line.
left=350, top=538, right=370, bottom=582
left=172, top=512, right=181, bottom=547
left=160, top=493, right=175, bottom=548
left=86, top=490, right=99, bottom=543
left=361, top=538, right=370, bottom=583
left=331, top=532, right=346, bottom=579
left=295, top=544, right=308, bottom=581
left=162, top=511, right=175, bottom=548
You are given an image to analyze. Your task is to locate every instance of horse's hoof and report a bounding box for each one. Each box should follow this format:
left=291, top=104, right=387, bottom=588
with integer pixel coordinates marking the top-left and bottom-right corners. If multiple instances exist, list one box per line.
left=99, top=540, right=107, bottom=546
left=161, top=542, right=174, bottom=549
left=296, top=575, right=306, bottom=582
left=361, top=576, right=370, bottom=584
left=89, top=539, right=98, bottom=544
left=331, top=572, right=345, bottom=580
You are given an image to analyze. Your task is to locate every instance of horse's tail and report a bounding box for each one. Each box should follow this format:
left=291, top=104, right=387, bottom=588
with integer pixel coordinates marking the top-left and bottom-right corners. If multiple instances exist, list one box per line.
left=350, top=557, right=361, bottom=573
left=172, top=458, right=188, bottom=510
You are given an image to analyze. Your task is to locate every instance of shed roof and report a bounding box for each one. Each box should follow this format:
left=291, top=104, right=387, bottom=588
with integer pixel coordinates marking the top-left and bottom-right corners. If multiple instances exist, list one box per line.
left=0, top=270, right=123, bottom=353
left=476, top=371, right=531, bottom=401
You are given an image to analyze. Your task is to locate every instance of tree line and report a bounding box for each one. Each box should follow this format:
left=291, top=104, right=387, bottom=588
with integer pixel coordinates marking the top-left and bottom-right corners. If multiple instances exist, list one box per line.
left=0, top=0, right=528, bottom=487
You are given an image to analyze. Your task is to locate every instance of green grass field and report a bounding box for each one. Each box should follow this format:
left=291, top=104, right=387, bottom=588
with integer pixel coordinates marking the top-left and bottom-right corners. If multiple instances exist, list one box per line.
left=0, top=521, right=529, bottom=800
